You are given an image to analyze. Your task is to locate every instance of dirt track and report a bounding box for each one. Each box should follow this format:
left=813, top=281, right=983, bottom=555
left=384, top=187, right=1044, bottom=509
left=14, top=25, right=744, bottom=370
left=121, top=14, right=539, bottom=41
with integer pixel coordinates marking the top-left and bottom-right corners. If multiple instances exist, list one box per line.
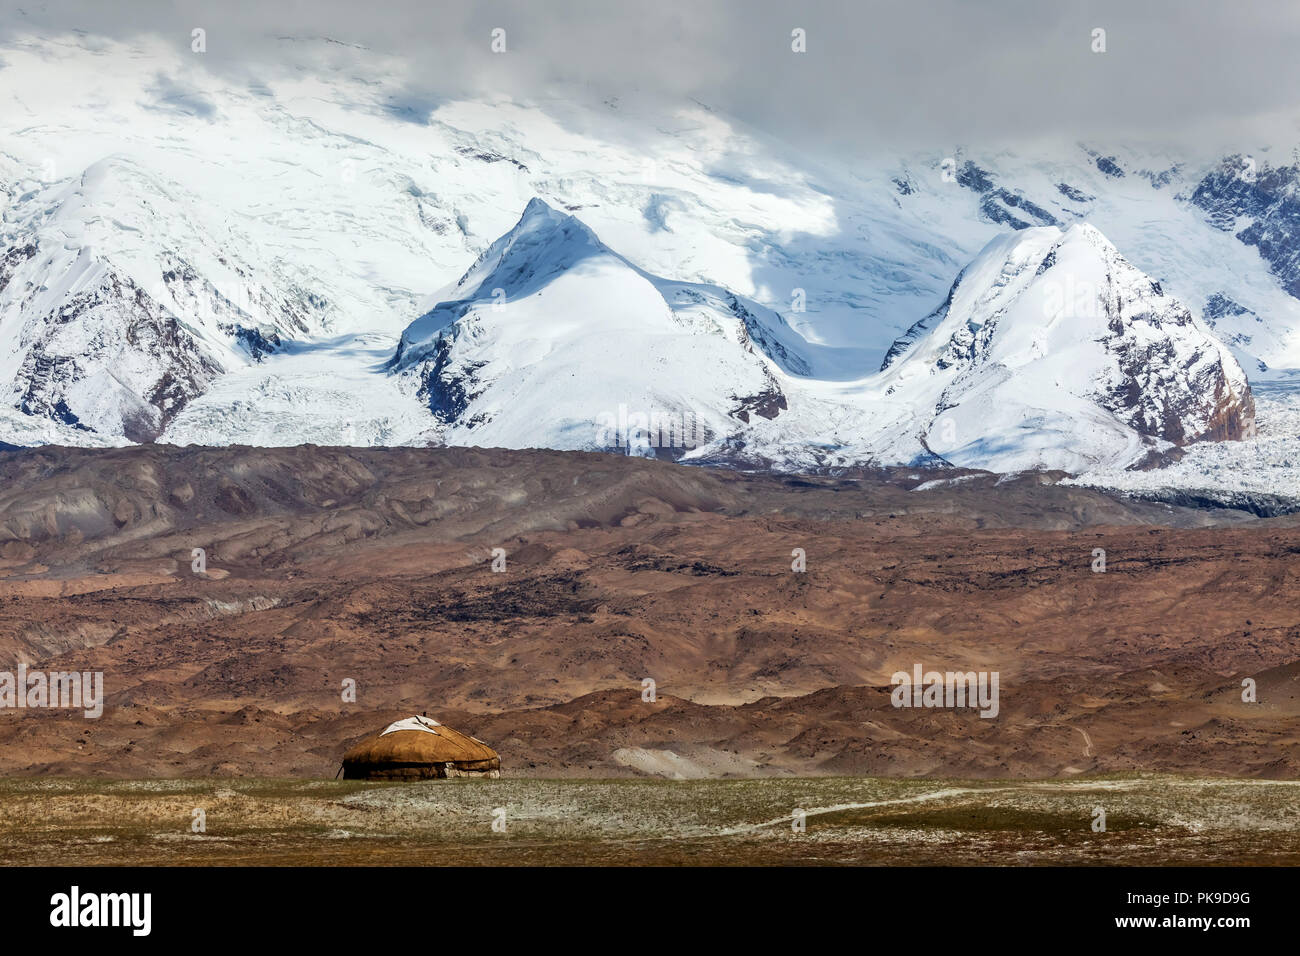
left=2, top=775, right=1298, bottom=866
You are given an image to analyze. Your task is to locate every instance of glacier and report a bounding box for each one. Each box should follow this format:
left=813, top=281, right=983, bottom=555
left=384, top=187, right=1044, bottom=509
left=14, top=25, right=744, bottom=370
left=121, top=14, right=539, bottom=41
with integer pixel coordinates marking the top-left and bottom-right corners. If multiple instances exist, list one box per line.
left=0, top=29, right=1294, bottom=481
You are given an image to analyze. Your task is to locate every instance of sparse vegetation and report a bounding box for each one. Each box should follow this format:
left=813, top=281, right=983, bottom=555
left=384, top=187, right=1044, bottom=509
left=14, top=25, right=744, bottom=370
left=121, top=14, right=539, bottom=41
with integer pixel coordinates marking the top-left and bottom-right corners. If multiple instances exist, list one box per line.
left=2, top=775, right=1297, bottom=866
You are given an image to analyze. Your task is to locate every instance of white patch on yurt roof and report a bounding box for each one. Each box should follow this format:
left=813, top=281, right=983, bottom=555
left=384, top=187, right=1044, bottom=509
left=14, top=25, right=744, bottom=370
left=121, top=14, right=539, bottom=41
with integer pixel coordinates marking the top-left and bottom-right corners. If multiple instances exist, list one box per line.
left=380, top=715, right=442, bottom=736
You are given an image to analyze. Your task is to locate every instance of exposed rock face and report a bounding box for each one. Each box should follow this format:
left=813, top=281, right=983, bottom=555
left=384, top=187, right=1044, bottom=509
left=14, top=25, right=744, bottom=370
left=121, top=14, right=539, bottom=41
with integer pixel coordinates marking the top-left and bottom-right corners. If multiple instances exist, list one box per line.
left=0, top=158, right=326, bottom=440
left=1192, top=156, right=1300, bottom=299
left=10, top=266, right=223, bottom=441
left=876, top=223, right=1255, bottom=472
left=955, top=160, right=1060, bottom=230
left=1202, top=292, right=1264, bottom=364
left=1087, top=244, right=1256, bottom=445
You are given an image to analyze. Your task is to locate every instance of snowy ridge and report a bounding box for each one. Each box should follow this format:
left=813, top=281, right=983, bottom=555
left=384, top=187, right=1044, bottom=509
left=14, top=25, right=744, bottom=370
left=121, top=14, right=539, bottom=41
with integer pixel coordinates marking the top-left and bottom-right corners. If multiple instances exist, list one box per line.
left=388, top=198, right=808, bottom=455
left=0, top=31, right=1291, bottom=478
left=384, top=206, right=1252, bottom=474
left=867, top=224, right=1254, bottom=471
left=0, top=156, right=329, bottom=439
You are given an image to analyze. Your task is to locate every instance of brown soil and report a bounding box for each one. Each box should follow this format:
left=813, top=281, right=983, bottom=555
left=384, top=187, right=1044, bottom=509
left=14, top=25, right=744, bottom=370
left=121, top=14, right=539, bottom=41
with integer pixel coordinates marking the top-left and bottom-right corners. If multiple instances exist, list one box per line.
left=0, top=444, right=1296, bottom=779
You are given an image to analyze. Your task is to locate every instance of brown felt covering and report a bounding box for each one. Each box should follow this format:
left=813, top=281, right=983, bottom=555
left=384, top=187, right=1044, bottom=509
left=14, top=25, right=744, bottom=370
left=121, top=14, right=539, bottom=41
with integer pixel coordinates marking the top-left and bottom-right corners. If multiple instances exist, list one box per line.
left=342, top=721, right=500, bottom=779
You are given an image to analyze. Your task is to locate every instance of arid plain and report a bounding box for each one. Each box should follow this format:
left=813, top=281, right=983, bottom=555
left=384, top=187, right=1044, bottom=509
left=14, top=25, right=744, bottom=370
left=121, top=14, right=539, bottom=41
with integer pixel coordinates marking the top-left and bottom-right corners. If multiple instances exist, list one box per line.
left=3, top=445, right=1299, bottom=863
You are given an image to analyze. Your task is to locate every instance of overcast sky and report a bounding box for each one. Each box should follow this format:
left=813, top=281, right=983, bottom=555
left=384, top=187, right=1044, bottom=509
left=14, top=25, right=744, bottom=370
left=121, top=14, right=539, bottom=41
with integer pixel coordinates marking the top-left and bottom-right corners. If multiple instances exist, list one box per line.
left=5, top=0, right=1300, bottom=154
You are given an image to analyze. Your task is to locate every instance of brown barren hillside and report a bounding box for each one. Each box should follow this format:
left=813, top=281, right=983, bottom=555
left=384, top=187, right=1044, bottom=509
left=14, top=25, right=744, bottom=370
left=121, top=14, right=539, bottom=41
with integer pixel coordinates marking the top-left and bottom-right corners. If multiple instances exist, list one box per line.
left=0, top=444, right=1297, bottom=778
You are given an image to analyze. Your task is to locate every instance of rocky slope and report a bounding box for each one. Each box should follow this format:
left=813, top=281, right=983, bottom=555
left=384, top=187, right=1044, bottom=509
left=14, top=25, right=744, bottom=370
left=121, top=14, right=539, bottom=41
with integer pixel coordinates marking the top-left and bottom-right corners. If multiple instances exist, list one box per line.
left=1, top=445, right=1297, bottom=779
left=0, top=157, right=327, bottom=441
left=1192, top=155, right=1300, bottom=301
left=873, top=224, right=1255, bottom=471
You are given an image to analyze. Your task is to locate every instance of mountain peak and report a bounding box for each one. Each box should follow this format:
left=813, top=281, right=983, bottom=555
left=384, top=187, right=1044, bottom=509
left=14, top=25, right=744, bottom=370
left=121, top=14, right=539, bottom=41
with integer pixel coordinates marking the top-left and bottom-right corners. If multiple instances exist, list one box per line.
left=437, top=198, right=609, bottom=306
left=507, top=196, right=606, bottom=252
left=387, top=195, right=810, bottom=447
left=518, top=195, right=564, bottom=222
left=873, top=222, right=1253, bottom=471
left=1056, top=220, right=1108, bottom=247
left=509, top=196, right=594, bottom=240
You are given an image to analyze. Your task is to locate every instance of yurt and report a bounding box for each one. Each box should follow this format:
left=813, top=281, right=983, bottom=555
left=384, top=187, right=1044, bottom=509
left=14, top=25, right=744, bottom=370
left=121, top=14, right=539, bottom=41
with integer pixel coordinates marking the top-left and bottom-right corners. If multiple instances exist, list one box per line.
left=341, top=715, right=501, bottom=780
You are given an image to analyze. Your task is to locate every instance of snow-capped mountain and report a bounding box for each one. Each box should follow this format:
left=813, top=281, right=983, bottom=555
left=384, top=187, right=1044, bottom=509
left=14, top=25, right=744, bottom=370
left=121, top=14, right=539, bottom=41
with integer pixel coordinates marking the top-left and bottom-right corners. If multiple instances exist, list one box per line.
left=0, top=156, right=327, bottom=442
left=871, top=224, right=1254, bottom=471
left=890, top=151, right=1300, bottom=379
left=0, top=29, right=1292, bottom=477
left=388, top=197, right=809, bottom=454
left=383, top=204, right=1251, bottom=473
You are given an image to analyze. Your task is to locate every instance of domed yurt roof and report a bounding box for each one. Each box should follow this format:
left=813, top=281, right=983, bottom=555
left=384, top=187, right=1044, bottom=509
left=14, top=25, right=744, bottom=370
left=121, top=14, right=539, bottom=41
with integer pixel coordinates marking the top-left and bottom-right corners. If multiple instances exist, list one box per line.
left=342, top=715, right=500, bottom=780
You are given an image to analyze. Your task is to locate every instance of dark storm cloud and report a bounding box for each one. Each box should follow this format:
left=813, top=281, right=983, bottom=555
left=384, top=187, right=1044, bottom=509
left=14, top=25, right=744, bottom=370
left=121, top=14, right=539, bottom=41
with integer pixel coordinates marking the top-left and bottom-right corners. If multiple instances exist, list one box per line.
left=5, top=0, right=1300, bottom=152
